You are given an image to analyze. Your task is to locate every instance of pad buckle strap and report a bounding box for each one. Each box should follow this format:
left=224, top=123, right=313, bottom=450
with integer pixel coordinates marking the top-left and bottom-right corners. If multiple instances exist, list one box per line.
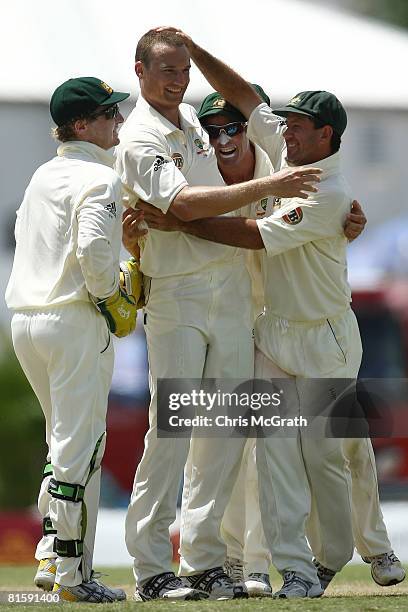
left=43, top=516, right=57, bottom=536
left=48, top=478, right=85, bottom=503
left=53, top=537, right=83, bottom=558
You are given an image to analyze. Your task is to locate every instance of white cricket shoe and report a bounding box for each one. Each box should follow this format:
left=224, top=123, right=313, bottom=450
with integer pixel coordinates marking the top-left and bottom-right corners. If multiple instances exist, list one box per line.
left=183, top=566, right=248, bottom=600
left=34, top=558, right=57, bottom=591
left=245, top=572, right=273, bottom=597
left=53, top=578, right=126, bottom=602
left=363, top=551, right=406, bottom=586
left=274, top=571, right=324, bottom=598
left=313, top=558, right=337, bottom=590
left=135, top=572, right=206, bottom=601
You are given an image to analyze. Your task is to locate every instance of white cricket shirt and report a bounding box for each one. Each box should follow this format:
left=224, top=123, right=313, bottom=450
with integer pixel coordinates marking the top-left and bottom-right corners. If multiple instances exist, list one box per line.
left=115, top=95, right=242, bottom=278
left=6, top=141, right=123, bottom=309
left=248, top=103, right=352, bottom=322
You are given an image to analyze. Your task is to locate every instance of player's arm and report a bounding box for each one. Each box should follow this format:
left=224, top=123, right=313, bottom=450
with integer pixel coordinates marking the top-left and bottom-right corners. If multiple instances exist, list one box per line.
left=155, top=27, right=260, bottom=119
left=116, top=130, right=321, bottom=222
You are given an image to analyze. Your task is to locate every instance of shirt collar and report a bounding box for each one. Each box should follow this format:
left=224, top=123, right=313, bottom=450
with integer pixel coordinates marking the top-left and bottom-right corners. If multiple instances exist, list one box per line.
left=135, top=94, right=200, bottom=136
left=287, top=151, right=341, bottom=180
left=57, top=140, right=114, bottom=168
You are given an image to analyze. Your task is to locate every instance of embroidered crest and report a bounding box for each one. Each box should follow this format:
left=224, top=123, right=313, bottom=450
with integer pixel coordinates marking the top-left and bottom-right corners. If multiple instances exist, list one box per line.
left=213, top=98, right=226, bottom=108
left=194, top=138, right=204, bottom=150
left=288, top=95, right=302, bottom=106
left=273, top=197, right=282, bottom=211
left=100, top=81, right=113, bottom=94
left=171, top=153, right=184, bottom=169
left=282, top=207, right=303, bottom=225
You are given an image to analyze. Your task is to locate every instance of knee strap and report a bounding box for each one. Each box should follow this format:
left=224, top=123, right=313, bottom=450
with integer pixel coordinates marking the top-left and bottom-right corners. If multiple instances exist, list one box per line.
left=48, top=478, right=85, bottom=503
left=42, top=461, right=53, bottom=480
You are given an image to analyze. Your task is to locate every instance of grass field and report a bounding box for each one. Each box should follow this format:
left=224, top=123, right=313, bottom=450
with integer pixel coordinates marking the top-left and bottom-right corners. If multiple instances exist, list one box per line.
left=0, top=563, right=407, bottom=611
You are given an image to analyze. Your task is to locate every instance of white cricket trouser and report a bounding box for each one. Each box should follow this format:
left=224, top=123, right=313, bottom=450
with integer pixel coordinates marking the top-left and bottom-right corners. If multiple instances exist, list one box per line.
left=221, top=438, right=271, bottom=574
left=222, top=438, right=391, bottom=575
left=11, top=303, right=113, bottom=586
left=253, top=308, right=362, bottom=584
left=125, top=257, right=254, bottom=586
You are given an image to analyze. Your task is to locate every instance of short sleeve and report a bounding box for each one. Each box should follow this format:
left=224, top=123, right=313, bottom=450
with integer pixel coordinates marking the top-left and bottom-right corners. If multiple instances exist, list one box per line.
left=115, top=128, right=188, bottom=213
left=257, top=191, right=349, bottom=257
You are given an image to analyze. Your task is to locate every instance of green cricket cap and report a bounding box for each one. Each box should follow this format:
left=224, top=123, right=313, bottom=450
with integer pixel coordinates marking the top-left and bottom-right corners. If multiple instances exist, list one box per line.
left=198, top=84, right=270, bottom=123
left=50, top=77, right=130, bottom=126
left=273, top=90, right=347, bottom=136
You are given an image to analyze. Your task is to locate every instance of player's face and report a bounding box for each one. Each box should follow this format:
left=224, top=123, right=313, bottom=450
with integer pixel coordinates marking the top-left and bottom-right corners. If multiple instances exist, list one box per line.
left=137, top=44, right=190, bottom=113
left=283, top=113, right=325, bottom=165
left=203, top=115, right=251, bottom=171
left=84, top=105, right=124, bottom=150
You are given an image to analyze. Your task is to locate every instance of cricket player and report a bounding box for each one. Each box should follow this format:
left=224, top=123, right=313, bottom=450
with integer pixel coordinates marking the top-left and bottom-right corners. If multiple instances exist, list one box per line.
left=114, top=29, right=321, bottom=601
left=196, top=92, right=405, bottom=594
left=5, top=77, right=143, bottom=602
left=138, top=27, right=404, bottom=598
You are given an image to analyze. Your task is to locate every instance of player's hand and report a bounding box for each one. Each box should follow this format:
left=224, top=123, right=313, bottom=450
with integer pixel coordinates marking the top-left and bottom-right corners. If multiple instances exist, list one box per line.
left=268, top=166, right=322, bottom=199
left=122, top=208, right=147, bottom=258
left=153, top=26, right=195, bottom=51
left=344, top=200, right=367, bottom=242
left=137, top=201, right=185, bottom=232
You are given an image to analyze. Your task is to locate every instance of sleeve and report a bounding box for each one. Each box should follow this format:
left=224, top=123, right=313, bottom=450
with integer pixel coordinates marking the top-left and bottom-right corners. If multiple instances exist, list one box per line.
left=115, top=127, right=188, bottom=213
left=76, top=174, right=122, bottom=300
left=257, top=191, right=350, bottom=257
left=247, top=103, right=287, bottom=170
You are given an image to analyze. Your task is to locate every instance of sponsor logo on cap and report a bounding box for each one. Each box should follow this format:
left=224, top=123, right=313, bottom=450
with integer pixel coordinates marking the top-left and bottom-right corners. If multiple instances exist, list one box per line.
left=288, top=95, right=302, bottom=106
left=100, top=81, right=113, bottom=94
left=172, top=153, right=184, bottom=169
left=282, top=207, right=303, bottom=225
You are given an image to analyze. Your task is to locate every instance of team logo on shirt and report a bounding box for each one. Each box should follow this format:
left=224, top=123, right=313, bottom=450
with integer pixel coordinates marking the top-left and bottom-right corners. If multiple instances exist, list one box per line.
left=171, top=153, right=184, bottom=169
left=273, top=197, right=282, bottom=210
left=282, top=207, right=303, bottom=225
left=153, top=155, right=171, bottom=171
left=104, top=201, right=117, bottom=218
left=255, top=198, right=269, bottom=217
left=194, top=138, right=204, bottom=150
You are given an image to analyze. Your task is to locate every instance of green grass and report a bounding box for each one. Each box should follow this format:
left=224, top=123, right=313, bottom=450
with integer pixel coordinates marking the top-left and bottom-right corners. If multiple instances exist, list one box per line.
left=0, top=564, right=407, bottom=611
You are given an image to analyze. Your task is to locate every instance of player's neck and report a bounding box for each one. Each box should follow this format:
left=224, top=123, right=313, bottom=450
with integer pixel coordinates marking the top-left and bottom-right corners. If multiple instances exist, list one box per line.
left=146, top=98, right=181, bottom=128
left=219, top=149, right=256, bottom=185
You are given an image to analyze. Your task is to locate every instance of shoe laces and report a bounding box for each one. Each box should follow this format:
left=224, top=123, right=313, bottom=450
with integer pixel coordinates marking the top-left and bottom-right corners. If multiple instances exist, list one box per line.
left=224, top=558, right=244, bottom=582
left=372, top=552, right=400, bottom=569
left=282, top=571, right=311, bottom=591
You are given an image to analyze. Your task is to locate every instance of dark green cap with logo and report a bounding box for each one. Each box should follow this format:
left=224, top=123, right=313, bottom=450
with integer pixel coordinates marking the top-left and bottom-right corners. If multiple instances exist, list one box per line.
left=198, top=84, right=270, bottom=123
left=273, top=90, right=347, bottom=136
left=50, top=77, right=130, bottom=126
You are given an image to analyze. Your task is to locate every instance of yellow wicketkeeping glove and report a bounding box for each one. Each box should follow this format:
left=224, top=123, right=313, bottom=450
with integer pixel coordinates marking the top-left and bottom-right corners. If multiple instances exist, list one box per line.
left=119, top=257, right=145, bottom=309
left=92, top=288, right=137, bottom=338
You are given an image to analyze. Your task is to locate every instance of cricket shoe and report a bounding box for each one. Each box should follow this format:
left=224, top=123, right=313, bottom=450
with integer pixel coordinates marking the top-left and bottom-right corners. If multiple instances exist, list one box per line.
left=34, top=558, right=57, bottom=591
left=184, top=566, right=248, bottom=600
left=135, top=572, right=206, bottom=601
left=245, top=573, right=273, bottom=597
left=313, top=558, right=337, bottom=590
left=53, top=578, right=126, bottom=602
left=274, top=571, right=324, bottom=598
left=362, top=551, right=406, bottom=586
left=224, top=557, right=246, bottom=590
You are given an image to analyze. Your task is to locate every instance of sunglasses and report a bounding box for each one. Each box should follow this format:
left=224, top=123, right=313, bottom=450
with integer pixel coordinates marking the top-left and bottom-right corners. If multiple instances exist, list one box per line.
left=89, top=104, right=120, bottom=120
left=204, top=122, right=247, bottom=139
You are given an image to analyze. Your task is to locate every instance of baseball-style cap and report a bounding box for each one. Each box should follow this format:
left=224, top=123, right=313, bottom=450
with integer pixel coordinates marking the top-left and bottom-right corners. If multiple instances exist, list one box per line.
left=198, top=84, right=270, bottom=123
left=50, top=77, right=130, bottom=126
left=273, top=91, right=347, bottom=136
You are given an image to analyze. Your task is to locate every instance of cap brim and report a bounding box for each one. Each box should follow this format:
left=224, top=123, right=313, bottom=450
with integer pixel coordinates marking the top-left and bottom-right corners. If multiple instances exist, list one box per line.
left=272, top=105, right=314, bottom=119
left=101, top=91, right=130, bottom=106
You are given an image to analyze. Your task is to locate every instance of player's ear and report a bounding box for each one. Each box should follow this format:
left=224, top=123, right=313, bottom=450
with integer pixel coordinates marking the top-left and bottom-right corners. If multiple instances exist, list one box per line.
left=73, top=118, right=88, bottom=137
left=135, top=61, right=143, bottom=79
left=321, top=125, right=333, bottom=143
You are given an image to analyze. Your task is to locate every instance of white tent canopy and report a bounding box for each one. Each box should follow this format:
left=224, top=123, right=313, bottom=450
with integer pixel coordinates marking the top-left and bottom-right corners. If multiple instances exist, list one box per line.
left=1, top=0, right=407, bottom=106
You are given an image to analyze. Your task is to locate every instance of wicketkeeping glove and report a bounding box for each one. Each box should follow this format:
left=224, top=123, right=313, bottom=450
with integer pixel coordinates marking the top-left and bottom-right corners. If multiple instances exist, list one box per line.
left=119, top=257, right=145, bottom=308
left=92, top=288, right=137, bottom=338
